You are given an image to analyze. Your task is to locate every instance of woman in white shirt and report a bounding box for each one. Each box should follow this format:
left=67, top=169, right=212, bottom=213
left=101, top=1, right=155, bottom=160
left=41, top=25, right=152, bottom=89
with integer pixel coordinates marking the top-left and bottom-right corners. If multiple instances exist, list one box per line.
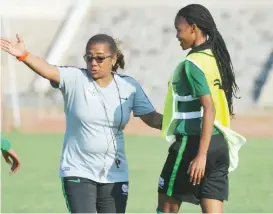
left=1, top=33, right=162, bottom=213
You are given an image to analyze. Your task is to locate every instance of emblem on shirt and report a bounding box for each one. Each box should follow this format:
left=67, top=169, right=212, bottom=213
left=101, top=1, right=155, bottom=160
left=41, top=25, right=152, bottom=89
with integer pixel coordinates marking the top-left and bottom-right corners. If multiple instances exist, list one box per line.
left=62, top=167, right=70, bottom=171
left=121, top=183, right=129, bottom=195
left=158, top=176, right=164, bottom=189
left=86, top=87, right=97, bottom=97
left=214, top=79, right=224, bottom=90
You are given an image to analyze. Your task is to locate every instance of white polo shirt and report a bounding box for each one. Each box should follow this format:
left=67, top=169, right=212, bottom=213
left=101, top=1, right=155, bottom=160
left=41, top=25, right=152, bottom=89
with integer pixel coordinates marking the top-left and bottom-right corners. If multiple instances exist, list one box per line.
left=55, top=66, right=154, bottom=183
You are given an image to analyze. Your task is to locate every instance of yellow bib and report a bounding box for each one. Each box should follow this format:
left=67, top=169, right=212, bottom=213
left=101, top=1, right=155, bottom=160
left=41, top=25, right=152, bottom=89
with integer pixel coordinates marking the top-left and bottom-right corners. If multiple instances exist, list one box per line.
left=161, top=50, right=246, bottom=172
left=186, top=49, right=230, bottom=128
left=161, top=50, right=230, bottom=139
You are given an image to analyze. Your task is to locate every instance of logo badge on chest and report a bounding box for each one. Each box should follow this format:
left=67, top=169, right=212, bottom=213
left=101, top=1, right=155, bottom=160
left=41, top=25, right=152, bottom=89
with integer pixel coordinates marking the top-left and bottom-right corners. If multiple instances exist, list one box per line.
left=86, top=87, right=97, bottom=97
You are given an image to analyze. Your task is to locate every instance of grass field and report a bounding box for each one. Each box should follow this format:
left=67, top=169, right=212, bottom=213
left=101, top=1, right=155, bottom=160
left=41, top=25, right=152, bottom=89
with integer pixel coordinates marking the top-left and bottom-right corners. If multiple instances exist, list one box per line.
left=1, top=133, right=273, bottom=213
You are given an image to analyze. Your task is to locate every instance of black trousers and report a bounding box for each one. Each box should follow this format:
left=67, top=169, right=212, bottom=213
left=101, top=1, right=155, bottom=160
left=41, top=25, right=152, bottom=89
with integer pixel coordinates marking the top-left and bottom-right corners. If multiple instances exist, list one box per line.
left=61, top=176, right=128, bottom=213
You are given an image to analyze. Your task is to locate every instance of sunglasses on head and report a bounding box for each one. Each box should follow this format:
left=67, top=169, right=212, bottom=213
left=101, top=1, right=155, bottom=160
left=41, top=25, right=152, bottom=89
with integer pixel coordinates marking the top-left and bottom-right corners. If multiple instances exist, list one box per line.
left=83, top=54, right=112, bottom=63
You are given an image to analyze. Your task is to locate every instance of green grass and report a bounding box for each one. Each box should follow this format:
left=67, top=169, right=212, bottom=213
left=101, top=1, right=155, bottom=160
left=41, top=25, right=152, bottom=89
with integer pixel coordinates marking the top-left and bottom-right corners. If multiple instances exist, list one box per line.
left=1, top=133, right=273, bottom=213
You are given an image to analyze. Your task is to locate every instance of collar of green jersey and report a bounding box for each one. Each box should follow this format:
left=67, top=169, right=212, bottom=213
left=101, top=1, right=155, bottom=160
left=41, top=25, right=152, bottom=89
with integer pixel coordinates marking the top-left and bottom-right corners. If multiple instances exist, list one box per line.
left=187, top=42, right=212, bottom=56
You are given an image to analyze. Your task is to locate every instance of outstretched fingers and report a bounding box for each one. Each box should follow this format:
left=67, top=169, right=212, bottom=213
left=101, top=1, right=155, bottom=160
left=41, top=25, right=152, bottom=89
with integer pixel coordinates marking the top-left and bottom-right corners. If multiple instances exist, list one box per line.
left=0, top=37, right=11, bottom=43
left=0, top=40, right=11, bottom=51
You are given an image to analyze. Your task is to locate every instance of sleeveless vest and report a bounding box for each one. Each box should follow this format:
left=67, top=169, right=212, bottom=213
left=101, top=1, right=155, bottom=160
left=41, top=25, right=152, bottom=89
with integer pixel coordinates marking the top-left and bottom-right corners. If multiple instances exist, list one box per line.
left=161, top=50, right=246, bottom=172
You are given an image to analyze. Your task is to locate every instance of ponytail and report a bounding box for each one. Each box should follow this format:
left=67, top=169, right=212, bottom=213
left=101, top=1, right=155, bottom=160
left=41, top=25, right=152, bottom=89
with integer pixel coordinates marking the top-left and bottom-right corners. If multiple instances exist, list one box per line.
left=207, top=29, right=240, bottom=116
left=112, top=47, right=125, bottom=72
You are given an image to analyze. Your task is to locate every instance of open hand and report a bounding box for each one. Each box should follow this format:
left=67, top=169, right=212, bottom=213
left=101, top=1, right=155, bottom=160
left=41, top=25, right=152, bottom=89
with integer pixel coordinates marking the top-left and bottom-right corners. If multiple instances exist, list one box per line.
left=187, top=154, right=206, bottom=185
left=2, top=149, right=21, bottom=173
left=0, top=34, right=25, bottom=57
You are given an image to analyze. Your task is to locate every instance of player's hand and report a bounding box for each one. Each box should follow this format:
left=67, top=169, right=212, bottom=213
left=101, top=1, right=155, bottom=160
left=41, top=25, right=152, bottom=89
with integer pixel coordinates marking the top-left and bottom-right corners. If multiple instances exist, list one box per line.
left=187, top=153, right=206, bottom=185
left=2, top=149, right=21, bottom=173
left=0, top=34, right=25, bottom=57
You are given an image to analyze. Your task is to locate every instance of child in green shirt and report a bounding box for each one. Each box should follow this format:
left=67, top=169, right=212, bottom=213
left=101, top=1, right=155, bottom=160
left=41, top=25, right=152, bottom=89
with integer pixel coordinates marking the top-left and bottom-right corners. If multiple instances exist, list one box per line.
left=1, top=136, right=21, bottom=173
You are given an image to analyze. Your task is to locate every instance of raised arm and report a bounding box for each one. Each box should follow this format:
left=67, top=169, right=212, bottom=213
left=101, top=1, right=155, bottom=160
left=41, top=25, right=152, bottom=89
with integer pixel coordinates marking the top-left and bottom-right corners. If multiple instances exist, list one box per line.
left=0, top=34, right=60, bottom=83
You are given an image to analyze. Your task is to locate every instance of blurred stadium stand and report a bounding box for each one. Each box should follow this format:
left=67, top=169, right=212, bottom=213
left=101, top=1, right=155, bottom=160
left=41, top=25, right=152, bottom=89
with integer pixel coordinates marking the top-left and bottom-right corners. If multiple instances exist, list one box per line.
left=1, top=0, right=273, bottom=132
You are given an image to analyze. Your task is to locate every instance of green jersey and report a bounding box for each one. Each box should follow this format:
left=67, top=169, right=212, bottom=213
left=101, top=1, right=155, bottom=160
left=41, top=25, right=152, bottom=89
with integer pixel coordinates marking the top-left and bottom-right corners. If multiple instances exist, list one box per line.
left=172, top=59, right=220, bottom=136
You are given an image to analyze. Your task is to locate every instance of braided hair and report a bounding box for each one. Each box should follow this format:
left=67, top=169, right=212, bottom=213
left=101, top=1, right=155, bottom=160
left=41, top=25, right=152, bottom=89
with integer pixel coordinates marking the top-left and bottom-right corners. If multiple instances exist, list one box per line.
left=86, top=34, right=125, bottom=72
left=177, top=4, right=240, bottom=116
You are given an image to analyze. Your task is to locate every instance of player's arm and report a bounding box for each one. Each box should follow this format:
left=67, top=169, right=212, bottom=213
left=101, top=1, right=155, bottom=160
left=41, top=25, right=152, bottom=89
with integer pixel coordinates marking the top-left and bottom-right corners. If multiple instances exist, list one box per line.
left=0, top=34, right=60, bottom=83
left=185, top=60, right=215, bottom=185
left=1, top=137, right=21, bottom=173
left=198, top=95, right=215, bottom=156
left=139, top=111, right=163, bottom=130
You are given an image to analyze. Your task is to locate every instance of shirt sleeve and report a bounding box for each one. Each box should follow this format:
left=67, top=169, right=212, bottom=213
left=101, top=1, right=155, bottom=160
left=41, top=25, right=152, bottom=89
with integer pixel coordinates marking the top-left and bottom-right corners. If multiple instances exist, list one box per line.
left=53, top=66, right=81, bottom=93
left=1, top=137, right=11, bottom=152
left=184, top=60, right=211, bottom=97
left=124, top=77, right=155, bottom=116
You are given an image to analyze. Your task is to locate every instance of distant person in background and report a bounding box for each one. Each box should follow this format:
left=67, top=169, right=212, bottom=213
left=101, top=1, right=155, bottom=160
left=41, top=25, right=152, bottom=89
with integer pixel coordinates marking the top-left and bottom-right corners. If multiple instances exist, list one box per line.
left=1, top=136, right=21, bottom=173
left=158, top=4, right=244, bottom=214
left=252, top=49, right=273, bottom=102
left=0, top=33, right=162, bottom=213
